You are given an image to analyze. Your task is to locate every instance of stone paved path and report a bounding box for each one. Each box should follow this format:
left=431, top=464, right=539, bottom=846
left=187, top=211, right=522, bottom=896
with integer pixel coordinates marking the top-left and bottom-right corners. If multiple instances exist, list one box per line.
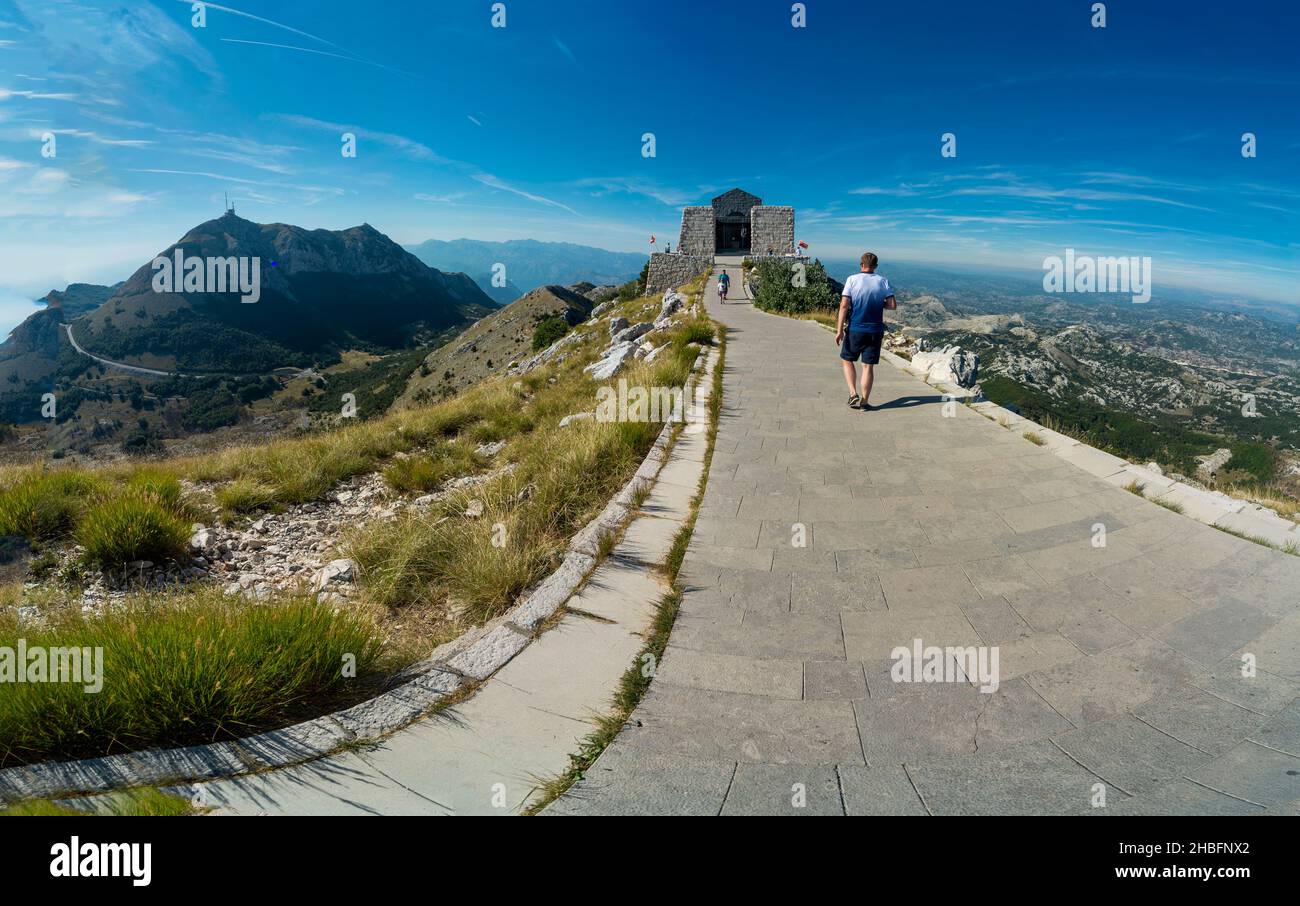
left=550, top=257, right=1300, bottom=816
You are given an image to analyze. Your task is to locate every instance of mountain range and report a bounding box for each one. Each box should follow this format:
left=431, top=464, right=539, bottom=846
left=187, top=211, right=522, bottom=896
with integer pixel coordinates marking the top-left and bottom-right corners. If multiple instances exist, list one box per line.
left=406, top=238, right=646, bottom=301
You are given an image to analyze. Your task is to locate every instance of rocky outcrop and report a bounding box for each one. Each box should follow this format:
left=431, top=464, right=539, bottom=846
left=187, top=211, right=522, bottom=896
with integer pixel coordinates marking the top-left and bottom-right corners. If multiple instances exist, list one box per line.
left=911, top=344, right=979, bottom=388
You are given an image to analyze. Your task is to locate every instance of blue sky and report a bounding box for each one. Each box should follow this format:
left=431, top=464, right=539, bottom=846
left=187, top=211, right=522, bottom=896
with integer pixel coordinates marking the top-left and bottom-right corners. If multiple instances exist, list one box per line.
left=0, top=0, right=1297, bottom=334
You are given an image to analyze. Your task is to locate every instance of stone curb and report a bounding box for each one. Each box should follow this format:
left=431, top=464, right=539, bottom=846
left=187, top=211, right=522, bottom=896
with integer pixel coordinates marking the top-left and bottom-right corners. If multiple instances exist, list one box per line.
left=0, top=347, right=713, bottom=805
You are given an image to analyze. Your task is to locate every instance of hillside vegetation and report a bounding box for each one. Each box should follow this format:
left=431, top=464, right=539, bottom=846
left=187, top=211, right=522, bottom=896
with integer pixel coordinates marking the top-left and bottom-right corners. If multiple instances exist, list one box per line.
left=0, top=272, right=714, bottom=768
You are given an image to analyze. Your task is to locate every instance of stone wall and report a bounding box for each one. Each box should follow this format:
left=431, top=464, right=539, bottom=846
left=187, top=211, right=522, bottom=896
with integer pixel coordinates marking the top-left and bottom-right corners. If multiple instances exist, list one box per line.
left=645, top=252, right=712, bottom=294
left=678, top=206, right=715, bottom=256
left=749, top=206, right=794, bottom=256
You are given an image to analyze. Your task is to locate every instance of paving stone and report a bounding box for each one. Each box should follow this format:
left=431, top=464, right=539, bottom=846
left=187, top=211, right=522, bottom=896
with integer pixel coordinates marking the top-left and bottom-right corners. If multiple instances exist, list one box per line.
left=1101, top=778, right=1264, bottom=816
left=960, top=554, right=1047, bottom=598
left=854, top=677, right=1070, bottom=762
left=907, top=739, right=1101, bottom=816
left=877, top=564, right=982, bottom=609
left=1055, top=714, right=1213, bottom=794
left=803, top=660, right=867, bottom=700
left=720, top=763, right=843, bottom=815
left=838, top=763, right=927, bottom=815
left=1187, top=740, right=1300, bottom=809
left=547, top=745, right=734, bottom=816
left=1024, top=638, right=1201, bottom=726
left=1231, top=611, right=1300, bottom=680
left=672, top=609, right=844, bottom=660
left=1193, top=658, right=1300, bottom=715
left=842, top=607, right=982, bottom=664
left=1131, top=686, right=1265, bottom=756
left=958, top=595, right=1034, bottom=644
left=717, top=567, right=791, bottom=611
left=1251, top=699, right=1300, bottom=756
left=1149, top=598, right=1276, bottom=666
left=992, top=631, right=1084, bottom=682
left=656, top=648, right=802, bottom=700
left=620, top=685, right=866, bottom=765
left=791, top=566, right=887, bottom=613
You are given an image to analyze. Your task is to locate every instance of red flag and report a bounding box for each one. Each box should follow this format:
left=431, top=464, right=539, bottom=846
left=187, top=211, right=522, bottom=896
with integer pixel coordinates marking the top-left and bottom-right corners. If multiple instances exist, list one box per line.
left=650, top=234, right=656, bottom=245
left=797, top=239, right=808, bottom=249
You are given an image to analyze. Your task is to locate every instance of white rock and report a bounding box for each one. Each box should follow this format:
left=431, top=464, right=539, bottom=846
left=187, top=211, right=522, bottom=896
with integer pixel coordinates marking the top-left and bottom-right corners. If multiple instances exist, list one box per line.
left=559, top=412, right=594, bottom=428
left=312, top=558, right=357, bottom=592
left=911, top=344, right=980, bottom=388
left=613, top=321, right=654, bottom=344
left=464, top=499, right=485, bottom=518
left=584, top=341, right=636, bottom=380
left=476, top=440, right=507, bottom=457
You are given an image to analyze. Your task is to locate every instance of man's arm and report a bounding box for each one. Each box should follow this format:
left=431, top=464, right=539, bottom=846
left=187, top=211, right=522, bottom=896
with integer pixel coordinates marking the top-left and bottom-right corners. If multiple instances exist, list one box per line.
left=836, top=295, right=851, bottom=342
left=884, top=295, right=897, bottom=310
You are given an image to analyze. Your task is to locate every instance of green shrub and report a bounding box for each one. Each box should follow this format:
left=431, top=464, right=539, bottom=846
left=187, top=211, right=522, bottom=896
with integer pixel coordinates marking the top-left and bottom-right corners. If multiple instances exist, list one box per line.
left=532, top=316, right=570, bottom=351
left=77, top=489, right=190, bottom=568
left=750, top=258, right=838, bottom=314
left=0, top=594, right=384, bottom=767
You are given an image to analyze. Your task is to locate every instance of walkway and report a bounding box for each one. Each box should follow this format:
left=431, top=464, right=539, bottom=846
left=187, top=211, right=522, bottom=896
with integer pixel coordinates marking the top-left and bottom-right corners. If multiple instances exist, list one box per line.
left=549, top=257, right=1300, bottom=816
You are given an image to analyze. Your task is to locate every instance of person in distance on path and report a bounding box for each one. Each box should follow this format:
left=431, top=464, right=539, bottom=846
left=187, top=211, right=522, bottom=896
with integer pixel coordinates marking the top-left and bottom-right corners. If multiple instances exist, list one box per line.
left=835, top=251, right=897, bottom=410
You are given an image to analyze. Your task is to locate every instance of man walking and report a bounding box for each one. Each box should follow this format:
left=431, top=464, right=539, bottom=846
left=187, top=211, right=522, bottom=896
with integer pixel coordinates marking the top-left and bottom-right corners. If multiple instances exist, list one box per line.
left=835, top=252, right=897, bottom=410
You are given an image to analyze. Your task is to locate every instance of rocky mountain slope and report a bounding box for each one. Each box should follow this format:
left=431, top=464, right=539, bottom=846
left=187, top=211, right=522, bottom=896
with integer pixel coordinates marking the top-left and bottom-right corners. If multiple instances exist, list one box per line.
left=398, top=283, right=609, bottom=404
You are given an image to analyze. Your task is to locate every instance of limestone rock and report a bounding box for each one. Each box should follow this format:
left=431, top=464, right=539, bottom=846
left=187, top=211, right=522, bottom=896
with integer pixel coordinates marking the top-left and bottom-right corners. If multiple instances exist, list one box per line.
left=911, top=344, right=979, bottom=388
left=613, top=321, right=653, bottom=344
left=583, top=341, right=636, bottom=380
left=312, top=558, right=357, bottom=592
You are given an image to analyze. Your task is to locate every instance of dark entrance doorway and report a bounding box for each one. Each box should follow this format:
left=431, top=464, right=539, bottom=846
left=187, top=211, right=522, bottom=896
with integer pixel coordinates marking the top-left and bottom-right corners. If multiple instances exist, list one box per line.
left=715, top=219, right=750, bottom=252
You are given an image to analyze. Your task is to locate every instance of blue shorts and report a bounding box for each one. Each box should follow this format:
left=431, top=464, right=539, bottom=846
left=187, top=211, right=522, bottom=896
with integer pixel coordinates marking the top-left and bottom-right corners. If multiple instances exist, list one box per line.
left=840, top=330, right=883, bottom=364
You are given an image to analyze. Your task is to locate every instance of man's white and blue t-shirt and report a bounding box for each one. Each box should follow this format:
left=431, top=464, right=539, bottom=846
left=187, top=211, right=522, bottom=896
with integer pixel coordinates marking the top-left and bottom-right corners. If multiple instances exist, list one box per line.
left=841, top=272, right=893, bottom=333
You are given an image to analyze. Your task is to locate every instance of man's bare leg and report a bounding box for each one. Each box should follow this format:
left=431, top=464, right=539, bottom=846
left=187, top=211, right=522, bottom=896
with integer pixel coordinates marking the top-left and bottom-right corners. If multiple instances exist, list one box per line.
left=859, top=364, right=875, bottom=405
left=842, top=359, right=859, bottom=397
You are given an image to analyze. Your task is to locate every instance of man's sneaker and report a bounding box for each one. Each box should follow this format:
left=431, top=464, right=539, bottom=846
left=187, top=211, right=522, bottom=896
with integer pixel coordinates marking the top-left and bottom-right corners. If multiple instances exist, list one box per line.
left=860, top=401, right=875, bottom=412
left=847, top=394, right=861, bottom=409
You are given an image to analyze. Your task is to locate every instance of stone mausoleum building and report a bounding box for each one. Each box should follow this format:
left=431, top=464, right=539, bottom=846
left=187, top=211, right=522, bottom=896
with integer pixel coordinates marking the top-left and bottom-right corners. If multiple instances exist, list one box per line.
left=680, top=189, right=794, bottom=257
left=646, top=188, right=795, bottom=292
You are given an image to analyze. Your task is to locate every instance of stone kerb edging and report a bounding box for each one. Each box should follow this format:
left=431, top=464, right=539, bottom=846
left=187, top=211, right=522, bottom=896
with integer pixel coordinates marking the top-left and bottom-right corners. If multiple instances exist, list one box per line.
left=0, top=347, right=713, bottom=805
left=878, top=348, right=1300, bottom=550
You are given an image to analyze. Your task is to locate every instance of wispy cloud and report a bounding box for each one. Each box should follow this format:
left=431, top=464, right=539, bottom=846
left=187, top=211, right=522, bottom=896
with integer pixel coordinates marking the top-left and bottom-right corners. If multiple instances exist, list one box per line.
left=472, top=173, right=578, bottom=215
left=553, top=37, right=577, bottom=64
left=219, top=39, right=408, bottom=75
left=271, top=114, right=446, bottom=162
left=127, top=168, right=346, bottom=199
left=169, top=0, right=339, bottom=47
left=572, top=176, right=705, bottom=207
left=414, top=192, right=469, bottom=204
left=0, top=88, right=80, bottom=102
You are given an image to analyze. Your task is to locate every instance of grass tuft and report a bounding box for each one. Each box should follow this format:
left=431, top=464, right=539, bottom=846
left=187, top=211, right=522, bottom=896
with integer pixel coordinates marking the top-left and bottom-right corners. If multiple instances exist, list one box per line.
left=77, top=489, right=191, bottom=568
left=0, top=591, right=385, bottom=768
